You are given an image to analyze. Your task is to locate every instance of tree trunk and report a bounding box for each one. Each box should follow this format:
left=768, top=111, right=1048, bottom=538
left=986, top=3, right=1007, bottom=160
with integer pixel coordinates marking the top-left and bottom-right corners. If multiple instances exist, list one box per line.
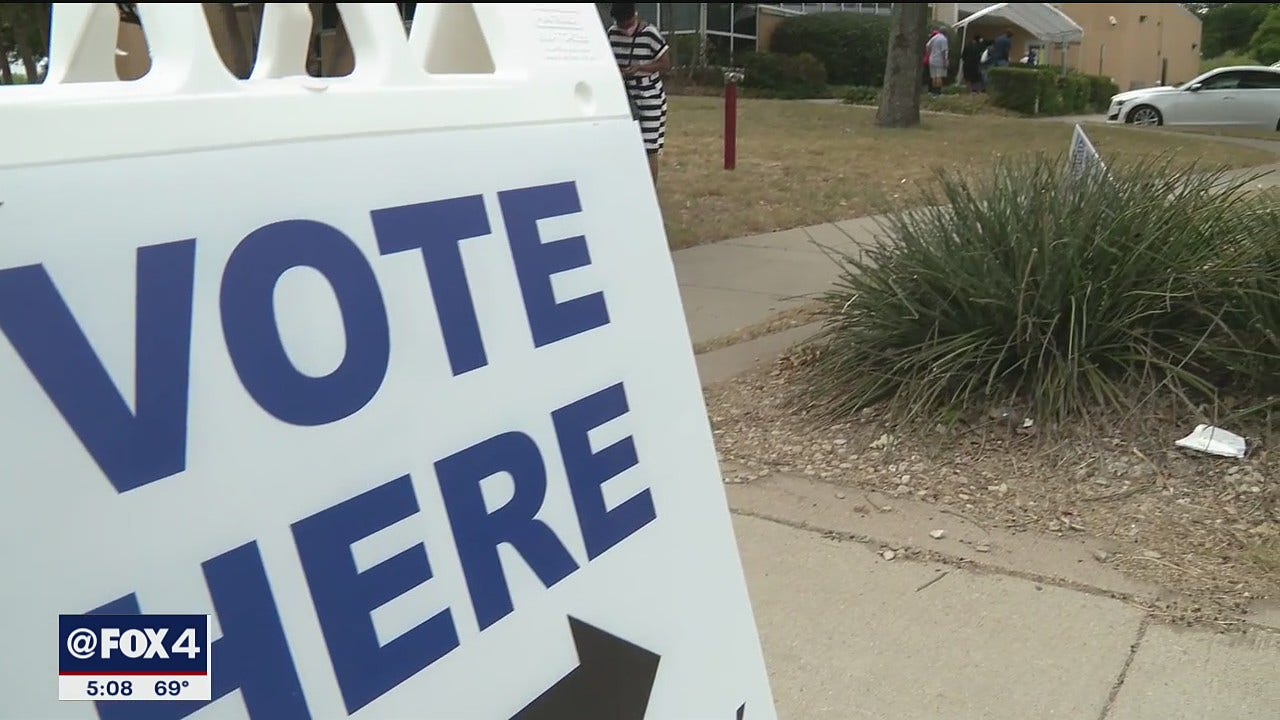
left=875, top=2, right=929, bottom=128
left=215, top=3, right=252, bottom=78
left=35, top=4, right=51, bottom=81
left=1, top=58, right=13, bottom=85
left=19, top=46, right=38, bottom=83
left=36, top=3, right=51, bottom=47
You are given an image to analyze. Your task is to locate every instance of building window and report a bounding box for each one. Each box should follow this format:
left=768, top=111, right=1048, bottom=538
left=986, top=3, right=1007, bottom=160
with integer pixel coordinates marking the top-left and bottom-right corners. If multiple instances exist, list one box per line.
left=595, top=2, right=901, bottom=64
left=706, top=33, right=732, bottom=64
left=706, top=3, right=734, bottom=33
left=636, top=3, right=660, bottom=25
left=733, top=4, right=757, bottom=35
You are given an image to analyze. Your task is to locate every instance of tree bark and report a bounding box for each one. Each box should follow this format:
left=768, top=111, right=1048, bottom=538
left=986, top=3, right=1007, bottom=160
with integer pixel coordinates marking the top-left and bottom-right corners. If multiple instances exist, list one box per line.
left=214, top=3, right=251, bottom=78
left=875, top=2, right=929, bottom=128
left=19, top=46, right=38, bottom=82
left=34, top=3, right=50, bottom=80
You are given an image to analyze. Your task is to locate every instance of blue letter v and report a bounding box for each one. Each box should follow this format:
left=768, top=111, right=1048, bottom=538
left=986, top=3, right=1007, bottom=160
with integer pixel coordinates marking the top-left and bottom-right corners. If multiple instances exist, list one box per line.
left=0, top=240, right=196, bottom=493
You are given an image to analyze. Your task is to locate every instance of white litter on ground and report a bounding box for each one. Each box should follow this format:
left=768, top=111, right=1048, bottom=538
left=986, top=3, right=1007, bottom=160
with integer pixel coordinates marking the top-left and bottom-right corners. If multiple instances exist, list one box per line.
left=1174, top=424, right=1248, bottom=459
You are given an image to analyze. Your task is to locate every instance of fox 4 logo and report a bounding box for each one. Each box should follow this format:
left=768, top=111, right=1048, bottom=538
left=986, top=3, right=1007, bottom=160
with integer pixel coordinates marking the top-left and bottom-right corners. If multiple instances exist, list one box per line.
left=97, top=627, right=201, bottom=660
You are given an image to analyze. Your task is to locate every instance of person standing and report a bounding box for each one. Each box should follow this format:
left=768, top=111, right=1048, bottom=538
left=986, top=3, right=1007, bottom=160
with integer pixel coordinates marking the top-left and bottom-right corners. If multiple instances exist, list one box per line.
left=992, top=30, right=1014, bottom=67
left=961, top=34, right=986, bottom=93
left=978, top=36, right=995, bottom=90
left=608, top=3, right=672, bottom=186
left=925, top=29, right=950, bottom=97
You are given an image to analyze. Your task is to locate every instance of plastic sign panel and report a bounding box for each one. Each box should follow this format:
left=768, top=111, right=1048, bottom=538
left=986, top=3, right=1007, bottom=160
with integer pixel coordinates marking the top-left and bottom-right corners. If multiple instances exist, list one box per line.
left=1067, top=122, right=1108, bottom=181
left=0, top=3, right=776, bottom=719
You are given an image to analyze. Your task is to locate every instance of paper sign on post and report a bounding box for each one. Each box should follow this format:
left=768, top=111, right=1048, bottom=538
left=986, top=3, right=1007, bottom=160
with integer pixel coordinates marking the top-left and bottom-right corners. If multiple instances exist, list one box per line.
left=0, top=4, right=776, bottom=719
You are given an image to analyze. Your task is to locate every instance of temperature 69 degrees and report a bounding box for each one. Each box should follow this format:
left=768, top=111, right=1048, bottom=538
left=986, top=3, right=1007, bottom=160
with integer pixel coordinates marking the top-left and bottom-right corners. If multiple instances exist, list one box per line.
left=58, top=614, right=213, bottom=702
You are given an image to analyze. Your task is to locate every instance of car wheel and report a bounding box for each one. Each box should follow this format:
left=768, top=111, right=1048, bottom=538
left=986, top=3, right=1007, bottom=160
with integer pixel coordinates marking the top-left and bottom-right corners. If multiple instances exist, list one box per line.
left=1127, top=105, right=1163, bottom=127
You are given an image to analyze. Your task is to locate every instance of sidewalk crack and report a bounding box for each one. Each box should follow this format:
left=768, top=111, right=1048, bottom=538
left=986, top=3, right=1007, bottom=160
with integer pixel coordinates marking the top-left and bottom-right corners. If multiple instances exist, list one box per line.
left=1097, top=615, right=1151, bottom=720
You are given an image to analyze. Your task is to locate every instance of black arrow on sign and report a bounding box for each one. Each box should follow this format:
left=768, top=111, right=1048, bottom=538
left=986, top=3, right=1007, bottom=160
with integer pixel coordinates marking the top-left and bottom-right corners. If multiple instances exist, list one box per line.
left=511, top=616, right=660, bottom=720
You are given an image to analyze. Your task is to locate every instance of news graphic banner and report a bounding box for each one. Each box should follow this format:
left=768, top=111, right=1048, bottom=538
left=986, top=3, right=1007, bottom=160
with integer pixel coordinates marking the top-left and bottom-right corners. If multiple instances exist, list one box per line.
left=58, top=615, right=212, bottom=702
left=0, top=3, right=775, bottom=719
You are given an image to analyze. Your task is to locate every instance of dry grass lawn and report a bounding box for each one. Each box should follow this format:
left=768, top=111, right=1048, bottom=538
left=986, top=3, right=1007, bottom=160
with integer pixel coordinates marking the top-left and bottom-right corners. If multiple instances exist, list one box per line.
left=658, top=97, right=1279, bottom=248
left=1166, top=126, right=1280, bottom=142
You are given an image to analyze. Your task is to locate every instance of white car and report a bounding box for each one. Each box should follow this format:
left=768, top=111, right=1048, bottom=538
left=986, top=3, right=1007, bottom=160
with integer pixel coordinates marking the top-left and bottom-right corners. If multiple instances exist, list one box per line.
left=1105, top=65, right=1280, bottom=130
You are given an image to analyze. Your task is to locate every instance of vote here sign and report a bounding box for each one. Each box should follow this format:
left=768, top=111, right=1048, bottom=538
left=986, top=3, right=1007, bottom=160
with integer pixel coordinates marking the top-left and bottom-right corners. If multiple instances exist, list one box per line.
left=0, top=95, right=776, bottom=720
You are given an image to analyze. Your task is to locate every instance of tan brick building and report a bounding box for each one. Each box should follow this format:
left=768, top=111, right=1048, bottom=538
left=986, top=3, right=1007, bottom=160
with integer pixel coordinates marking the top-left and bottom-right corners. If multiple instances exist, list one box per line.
left=946, top=3, right=1203, bottom=90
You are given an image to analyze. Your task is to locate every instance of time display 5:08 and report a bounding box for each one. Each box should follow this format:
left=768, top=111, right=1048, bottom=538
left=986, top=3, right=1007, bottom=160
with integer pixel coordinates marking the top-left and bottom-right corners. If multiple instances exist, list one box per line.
left=85, top=680, right=133, bottom=697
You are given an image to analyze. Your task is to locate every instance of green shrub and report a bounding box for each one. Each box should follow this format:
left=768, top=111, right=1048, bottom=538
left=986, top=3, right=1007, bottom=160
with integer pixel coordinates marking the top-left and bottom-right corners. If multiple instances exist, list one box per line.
left=1202, top=2, right=1273, bottom=57
left=800, top=154, right=1280, bottom=427
left=1085, top=75, right=1120, bottom=112
left=771, top=12, right=891, bottom=86
left=1200, top=51, right=1261, bottom=74
left=1058, top=73, right=1092, bottom=114
left=843, top=85, right=880, bottom=105
left=990, top=67, right=1117, bottom=115
left=671, top=34, right=703, bottom=69
left=1250, top=6, right=1280, bottom=65
left=741, top=51, right=829, bottom=98
left=686, top=65, right=725, bottom=86
left=989, top=67, right=1054, bottom=114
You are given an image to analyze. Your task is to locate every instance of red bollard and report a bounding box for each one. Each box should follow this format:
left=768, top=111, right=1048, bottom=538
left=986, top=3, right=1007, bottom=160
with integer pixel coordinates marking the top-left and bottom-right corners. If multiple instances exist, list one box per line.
left=724, top=75, right=738, bottom=171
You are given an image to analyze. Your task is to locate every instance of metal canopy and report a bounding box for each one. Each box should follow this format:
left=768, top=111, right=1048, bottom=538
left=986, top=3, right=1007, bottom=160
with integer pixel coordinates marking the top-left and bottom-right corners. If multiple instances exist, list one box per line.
left=953, top=2, right=1084, bottom=45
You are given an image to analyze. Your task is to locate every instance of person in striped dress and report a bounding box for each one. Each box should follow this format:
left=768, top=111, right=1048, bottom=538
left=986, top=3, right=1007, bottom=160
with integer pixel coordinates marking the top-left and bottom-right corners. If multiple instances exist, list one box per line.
left=608, top=3, right=672, bottom=185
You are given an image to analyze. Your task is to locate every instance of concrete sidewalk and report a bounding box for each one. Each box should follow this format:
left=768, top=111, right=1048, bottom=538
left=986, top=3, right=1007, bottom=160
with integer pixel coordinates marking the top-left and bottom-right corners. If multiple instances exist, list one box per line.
left=730, top=483, right=1280, bottom=719
left=675, top=157, right=1280, bottom=718
left=694, top=323, right=1280, bottom=720
left=674, top=216, right=877, bottom=347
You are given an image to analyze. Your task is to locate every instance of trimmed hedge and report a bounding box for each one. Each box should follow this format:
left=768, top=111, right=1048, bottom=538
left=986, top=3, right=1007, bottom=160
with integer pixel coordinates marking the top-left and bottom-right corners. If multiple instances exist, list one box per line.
left=843, top=85, right=880, bottom=105
left=989, top=67, right=1118, bottom=116
left=1086, top=74, right=1119, bottom=112
left=770, top=12, right=891, bottom=86
left=772, top=13, right=963, bottom=87
left=741, top=51, right=829, bottom=98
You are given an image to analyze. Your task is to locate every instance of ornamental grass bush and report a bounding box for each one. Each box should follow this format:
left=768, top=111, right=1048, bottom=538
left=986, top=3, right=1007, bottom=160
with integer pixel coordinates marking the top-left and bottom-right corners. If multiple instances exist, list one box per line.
left=801, top=153, right=1280, bottom=428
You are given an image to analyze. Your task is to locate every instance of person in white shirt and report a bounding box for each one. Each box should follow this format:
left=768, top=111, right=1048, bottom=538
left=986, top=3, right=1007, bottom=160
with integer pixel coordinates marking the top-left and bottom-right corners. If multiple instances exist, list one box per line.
left=925, top=30, right=950, bottom=97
